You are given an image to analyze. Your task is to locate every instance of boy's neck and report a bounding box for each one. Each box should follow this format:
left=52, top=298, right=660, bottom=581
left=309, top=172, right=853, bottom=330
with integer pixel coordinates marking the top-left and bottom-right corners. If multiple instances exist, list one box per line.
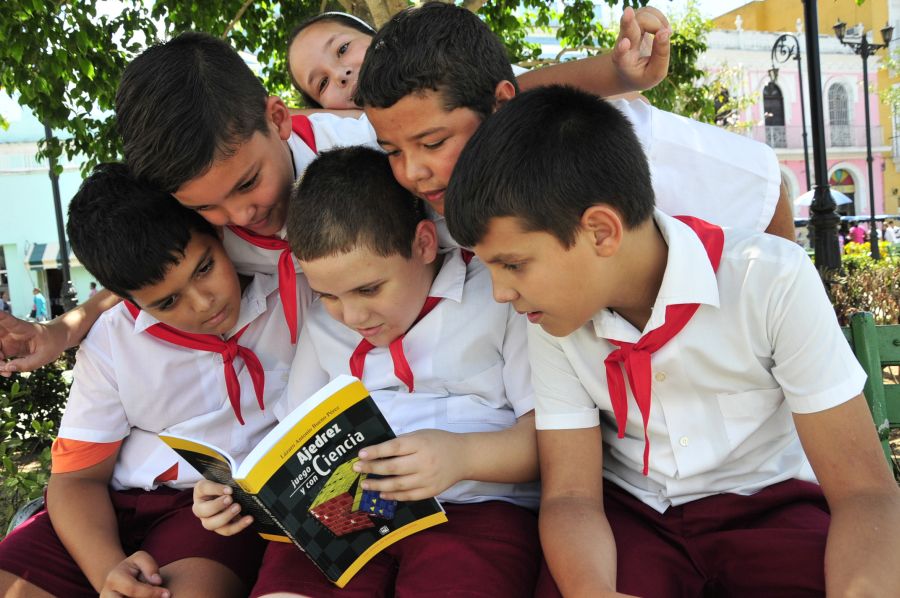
left=609, top=216, right=668, bottom=332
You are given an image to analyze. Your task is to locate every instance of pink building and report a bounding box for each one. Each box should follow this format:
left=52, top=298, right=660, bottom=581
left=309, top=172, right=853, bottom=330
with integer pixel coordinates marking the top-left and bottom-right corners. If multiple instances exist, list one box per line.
left=701, top=25, right=888, bottom=220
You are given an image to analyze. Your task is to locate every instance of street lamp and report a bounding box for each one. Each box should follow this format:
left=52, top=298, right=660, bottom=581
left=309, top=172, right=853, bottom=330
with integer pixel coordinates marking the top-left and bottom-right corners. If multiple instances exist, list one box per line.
left=769, top=34, right=811, bottom=191
left=833, top=19, right=894, bottom=260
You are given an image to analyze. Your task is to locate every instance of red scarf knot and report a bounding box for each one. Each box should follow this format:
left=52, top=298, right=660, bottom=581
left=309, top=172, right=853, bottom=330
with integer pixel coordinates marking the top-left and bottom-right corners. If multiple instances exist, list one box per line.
left=124, top=301, right=266, bottom=425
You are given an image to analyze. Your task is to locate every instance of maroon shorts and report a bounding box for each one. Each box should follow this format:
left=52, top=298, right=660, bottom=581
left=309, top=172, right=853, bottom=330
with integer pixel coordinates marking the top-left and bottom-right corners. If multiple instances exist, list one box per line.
left=251, top=500, right=541, bottom=598
left=535, top=479, right=829, bottom=598
left=0, top=487, right=267, bottom=597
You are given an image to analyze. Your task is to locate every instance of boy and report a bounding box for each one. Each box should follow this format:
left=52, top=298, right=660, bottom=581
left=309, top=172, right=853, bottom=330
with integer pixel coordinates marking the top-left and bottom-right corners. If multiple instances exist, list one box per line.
left=0, top=164, right=308, bottom=597
left=354, top=1, right=795, bottom=244
left=444, top=85, right=900, bottom=597
left=194, top=147, right=541, bottom=596
left=0, top=15, right=669, bottom=374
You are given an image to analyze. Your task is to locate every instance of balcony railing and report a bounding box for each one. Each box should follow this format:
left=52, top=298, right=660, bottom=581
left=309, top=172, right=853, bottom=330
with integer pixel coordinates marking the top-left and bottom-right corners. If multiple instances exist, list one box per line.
left=751, top=125, right=883, bottom=149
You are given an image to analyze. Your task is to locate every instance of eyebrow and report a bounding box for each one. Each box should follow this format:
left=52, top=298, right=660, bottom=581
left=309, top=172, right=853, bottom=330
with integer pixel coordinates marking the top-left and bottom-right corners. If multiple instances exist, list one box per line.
left=376, top=127, right=448, bottom=147
left=485, top=253, right=526, bottom=265
left=306, top=34, right=339, bottom=89
left=145, top=247, right=213, bottom=309
left=309, top=278, right=385, bottom=297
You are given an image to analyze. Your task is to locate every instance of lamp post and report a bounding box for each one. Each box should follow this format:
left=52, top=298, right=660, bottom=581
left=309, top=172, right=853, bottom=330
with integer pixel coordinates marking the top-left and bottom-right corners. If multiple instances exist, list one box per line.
left=769, top=34, right=811, bottom=191
left=833, top=19, right=894, bottom=260
left=802, top=0, right=840, bottom=274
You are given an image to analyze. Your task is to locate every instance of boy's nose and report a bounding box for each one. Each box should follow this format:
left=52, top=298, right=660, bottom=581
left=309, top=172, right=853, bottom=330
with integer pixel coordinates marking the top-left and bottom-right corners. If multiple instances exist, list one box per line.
left=403, top=156, right=429, bottom=183
left=492, top=283, right=518, bottom=304
left=342, top=303, right=369, bottom=327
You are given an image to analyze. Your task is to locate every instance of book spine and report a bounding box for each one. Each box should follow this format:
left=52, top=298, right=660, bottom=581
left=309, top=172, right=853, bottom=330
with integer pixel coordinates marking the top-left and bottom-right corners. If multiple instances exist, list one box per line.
left=248, top=492, right=303, bottom=548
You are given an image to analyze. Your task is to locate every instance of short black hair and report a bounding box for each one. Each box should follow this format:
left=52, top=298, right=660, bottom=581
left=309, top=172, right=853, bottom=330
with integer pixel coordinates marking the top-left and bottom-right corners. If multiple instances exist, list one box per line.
left=287, top=13, right=375, bottom=108
left=287, top=146, right=426, bottom=261
left=353, top=1, right=517, bottom=120
left=116, top=32, right=270, bottom=193
left=67, top=163, right=218, bottom=299
left=445, top=85, right=655, bottom=248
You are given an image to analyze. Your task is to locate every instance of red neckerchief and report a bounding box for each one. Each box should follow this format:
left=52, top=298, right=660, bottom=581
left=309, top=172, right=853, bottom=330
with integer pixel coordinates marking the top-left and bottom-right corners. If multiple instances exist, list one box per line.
left=291, top=114, right=317, bottom=153
left=349, top=250, right=474, bottom=392
left=603, top=216, right=724, bottom=475
left=124, top=301, right=265, bottom=425
left=226, top=226, right=298, bottom=344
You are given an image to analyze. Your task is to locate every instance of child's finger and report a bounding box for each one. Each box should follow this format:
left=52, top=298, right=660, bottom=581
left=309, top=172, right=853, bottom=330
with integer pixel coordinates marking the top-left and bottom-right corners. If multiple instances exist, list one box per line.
left=617, top=7, right=641, bottom=50
left=633, top=6, right=668, bottom=36
left=357, top=437, right=416, bottom=461
left=644, top=28, right=671, bottom=83
left=193, top=479, right=231, bottom=500
left=192, top=491, right=235, bottom=519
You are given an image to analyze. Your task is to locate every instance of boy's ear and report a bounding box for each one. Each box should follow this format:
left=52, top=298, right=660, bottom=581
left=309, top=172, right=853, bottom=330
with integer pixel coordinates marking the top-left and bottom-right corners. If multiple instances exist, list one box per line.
left=266, top=96, right=293, bottom=141
left=580, top=206, right=623, bottom=257
left=412, top=220, right=439, bottom=264
left=491, top=80, right=517, bottom=113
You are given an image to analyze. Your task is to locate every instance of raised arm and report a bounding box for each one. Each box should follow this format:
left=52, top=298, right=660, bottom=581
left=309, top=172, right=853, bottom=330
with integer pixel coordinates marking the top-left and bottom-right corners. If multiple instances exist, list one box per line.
left=517, top=7, right=671, bottom=98
left=0, top=289, right=121, bottom=376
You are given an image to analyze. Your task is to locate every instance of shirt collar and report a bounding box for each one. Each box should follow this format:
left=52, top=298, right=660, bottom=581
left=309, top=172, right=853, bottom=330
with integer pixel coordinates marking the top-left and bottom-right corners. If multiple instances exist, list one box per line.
left=428, top=248, right=467, bottom=303
left=591, top=209, right=720, bottom=340
left=131, top=272, right=279, bottom=338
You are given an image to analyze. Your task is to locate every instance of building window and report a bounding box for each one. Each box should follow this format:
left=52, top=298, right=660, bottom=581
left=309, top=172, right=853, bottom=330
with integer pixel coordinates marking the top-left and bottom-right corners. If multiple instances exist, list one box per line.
left=763, top=82, right=786, bottom=148
left=828, top=84, right=851, bottom=147
left=829, top=168, right=856, bottom=216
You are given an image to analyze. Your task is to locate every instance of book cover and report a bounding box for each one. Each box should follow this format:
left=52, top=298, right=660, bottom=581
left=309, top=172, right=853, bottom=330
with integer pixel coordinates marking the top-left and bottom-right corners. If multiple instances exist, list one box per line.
left=160, top=375, right=447, bottom=587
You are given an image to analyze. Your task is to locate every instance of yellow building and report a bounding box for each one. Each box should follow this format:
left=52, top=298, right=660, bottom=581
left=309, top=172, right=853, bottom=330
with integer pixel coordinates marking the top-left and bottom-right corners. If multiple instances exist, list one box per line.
left=714, top=0, right=899, bottom=214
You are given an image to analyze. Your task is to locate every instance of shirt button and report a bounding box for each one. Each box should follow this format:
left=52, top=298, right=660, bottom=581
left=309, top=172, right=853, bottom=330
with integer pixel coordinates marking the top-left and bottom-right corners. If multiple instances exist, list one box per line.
left=655, top=372, right=666, bottom=382
left=679, top=436, right=689, bottom=447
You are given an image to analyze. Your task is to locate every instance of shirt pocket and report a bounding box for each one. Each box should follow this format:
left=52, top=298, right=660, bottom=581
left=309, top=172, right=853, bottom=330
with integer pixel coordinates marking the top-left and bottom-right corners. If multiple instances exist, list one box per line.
left=445, top=394, right=517, bottom=429
left=715, top=387, right=791, bottom=451
left=442, top=361, right=506, bottom=408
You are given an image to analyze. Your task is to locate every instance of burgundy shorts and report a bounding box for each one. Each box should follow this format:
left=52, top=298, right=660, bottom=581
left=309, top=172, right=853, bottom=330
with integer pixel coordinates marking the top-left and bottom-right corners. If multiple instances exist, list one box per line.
left=535, top=479, right=830, bottom=598
left=0, top=487, right=267, bottom=597
left=251, top=500, right=541, bottom=598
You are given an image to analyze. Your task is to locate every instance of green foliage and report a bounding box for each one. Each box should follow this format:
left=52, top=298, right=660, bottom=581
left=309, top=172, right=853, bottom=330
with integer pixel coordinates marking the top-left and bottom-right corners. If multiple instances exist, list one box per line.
left=1, top=0, right=680, bottom=177
left=829, top=249, right=900, bottom=326
left=0, top=350, right=73, bottom=538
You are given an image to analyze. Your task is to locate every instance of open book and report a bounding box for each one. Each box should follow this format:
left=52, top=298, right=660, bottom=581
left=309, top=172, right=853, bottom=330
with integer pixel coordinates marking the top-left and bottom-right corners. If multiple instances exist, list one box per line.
left=160, top=375, right=447, bottom=587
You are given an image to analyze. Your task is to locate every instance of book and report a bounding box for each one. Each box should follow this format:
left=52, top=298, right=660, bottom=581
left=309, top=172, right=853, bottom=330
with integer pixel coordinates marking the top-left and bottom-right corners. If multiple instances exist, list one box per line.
left=159, top=375, right=447, bottom=587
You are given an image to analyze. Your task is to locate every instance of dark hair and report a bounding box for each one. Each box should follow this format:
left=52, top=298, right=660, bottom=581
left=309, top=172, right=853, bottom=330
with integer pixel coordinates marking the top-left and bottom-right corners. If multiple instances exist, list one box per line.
left=445, top=85, right=655, bottom=248
left=353, top=1, right=517, bottom=119
left=116, top=32, right=270, bottom=193
left=287, top=12, right=376, bottom=108
left=67, top=163, right=218, bottom=299
left=287, top=146, right=426, bottom=261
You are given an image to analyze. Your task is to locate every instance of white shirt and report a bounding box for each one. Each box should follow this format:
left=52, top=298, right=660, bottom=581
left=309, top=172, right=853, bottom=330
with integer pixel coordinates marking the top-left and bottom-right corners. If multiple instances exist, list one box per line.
left=434, top=98, right=780, bottom=249
left=530, top=211, right=866, bottom=513
left=224, top=113, right=379, bottom=274
left=59, top=273, right=310, bottom=491
left=277, top=249, right=540, bottom=510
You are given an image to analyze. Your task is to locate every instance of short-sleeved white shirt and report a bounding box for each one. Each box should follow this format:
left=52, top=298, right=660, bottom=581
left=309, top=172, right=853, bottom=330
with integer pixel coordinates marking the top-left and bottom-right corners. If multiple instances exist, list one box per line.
left=58, top=272, right=311, bottom=491
left=277, top=249, right=540, bottom=510
left=434, top=98, right=780, bottom=249
left=530, top=210, right=866, bottom=513
left=224, top=113, right=380, bottom=275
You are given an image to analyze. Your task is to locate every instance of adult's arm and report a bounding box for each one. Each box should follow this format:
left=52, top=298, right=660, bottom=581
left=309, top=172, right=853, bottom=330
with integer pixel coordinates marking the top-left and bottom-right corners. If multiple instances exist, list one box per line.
left=764, top=181, right=796, bottom=241
left=0, top=289, right=120, bottom=376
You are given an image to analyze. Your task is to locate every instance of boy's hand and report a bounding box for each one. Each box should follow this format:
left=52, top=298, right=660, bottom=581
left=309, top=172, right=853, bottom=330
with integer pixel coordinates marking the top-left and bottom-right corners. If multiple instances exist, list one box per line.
left=612, top=6, right=671, bottom=92
left=191, top=480, right=253, bottom=536
left=0, top=311, right=68, bottom=376
left=354, top=430, right=465, bottom=501
left=100, top=551, right=169, bottom=598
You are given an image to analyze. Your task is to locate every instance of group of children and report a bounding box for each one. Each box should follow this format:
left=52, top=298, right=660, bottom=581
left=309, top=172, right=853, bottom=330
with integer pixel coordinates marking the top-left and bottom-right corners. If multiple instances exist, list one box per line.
left=0, top=3, right=898, bottom=597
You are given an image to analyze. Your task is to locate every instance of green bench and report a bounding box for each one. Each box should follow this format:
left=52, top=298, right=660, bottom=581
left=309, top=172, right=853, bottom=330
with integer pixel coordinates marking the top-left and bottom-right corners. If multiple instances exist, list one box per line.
left=841, top=312, right=900, bottom=476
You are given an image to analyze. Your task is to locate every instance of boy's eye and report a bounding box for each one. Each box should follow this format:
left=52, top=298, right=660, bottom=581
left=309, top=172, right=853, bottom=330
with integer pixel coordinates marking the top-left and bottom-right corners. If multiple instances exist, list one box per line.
left=198, top=258, right=215, bottom=275
left=424, top=138, right=446, bottom=150
left=237, top=172, right=259, bottom=192
left=318, top=77, right=329, bottom=94
left=501, top=263, right=523, bottom=272
left=338, top=42, right=349, bottom=56
left=358, top=284, right=381, bottom=297
left=158, top=296, right=178, bottom=311
left=193, top=205, right=213, bottom=212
